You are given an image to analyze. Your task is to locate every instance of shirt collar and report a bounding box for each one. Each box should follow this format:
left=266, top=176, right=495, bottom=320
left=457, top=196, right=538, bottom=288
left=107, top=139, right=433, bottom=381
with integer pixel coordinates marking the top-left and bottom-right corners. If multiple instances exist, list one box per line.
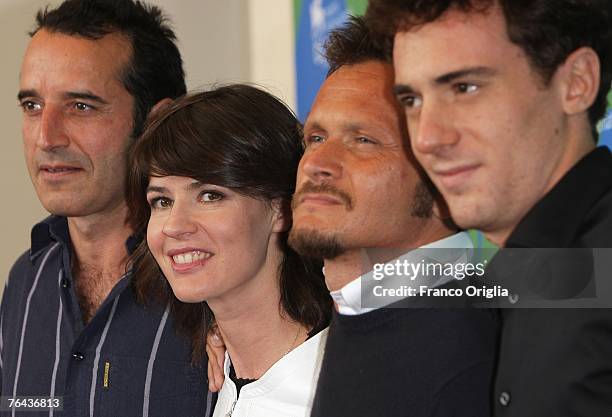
left=507, top=147, right=612, bottom=247
left=329, top=232, right=473, bottom=315
left=29, top=215, right=139, bottom=261
left=30, top=216, right=70, bottom=260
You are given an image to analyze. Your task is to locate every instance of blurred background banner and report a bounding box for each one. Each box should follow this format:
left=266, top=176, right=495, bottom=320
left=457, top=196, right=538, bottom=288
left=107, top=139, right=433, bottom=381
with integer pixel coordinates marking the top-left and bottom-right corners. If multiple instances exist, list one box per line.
left=294, top=0, right=366, bottom=121
left=597, top=90, right=612, bottom=150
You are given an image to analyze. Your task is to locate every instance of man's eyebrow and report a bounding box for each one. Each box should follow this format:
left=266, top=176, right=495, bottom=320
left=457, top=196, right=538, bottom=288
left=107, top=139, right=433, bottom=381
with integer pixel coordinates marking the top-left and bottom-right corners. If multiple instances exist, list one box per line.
left=304, top=121, right=365, bottom=133
left=17, top=89, right=110, bottom=105
left=342, top=122, right=365, bottom=133
left=393, top=84, right=416, bottom=97
left=393, top=67, right=497, bottom=96
left=304, top=121, right=325, bottom=132
left=17, top=89, right=38, bottom=101
left=434, top=66, right=497, bottom=84
left=63, top=91, right=109, bottom=105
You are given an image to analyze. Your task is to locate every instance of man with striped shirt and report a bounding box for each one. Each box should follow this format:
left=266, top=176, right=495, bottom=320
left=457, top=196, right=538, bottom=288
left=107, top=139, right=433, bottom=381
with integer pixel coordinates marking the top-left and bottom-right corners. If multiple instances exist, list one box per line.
left=1, top=1, right=211, bottom=416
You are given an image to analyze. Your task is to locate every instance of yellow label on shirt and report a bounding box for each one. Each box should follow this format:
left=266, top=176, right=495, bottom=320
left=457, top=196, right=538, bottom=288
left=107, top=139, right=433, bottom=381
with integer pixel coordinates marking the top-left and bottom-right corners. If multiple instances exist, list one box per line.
left=103, top=362, right=110, bottom=388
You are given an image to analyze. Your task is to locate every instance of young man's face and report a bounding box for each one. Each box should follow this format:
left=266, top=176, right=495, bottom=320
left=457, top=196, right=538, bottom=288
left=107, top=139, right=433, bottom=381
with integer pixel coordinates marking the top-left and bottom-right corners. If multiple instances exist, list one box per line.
left=393, top=5, right=572, bottom=245
left=19, top=29, right=134, bottom=219
left=290, top=61, right=434, bottom=258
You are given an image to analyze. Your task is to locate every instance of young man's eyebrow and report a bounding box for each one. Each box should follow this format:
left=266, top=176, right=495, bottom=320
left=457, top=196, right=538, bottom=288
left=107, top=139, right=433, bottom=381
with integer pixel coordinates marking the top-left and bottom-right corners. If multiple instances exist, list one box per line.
left=434, top=66, right=497, bottom=85
left=393, top=67, right=497, bottom=96
left=393, top=84, right=416, bottom=96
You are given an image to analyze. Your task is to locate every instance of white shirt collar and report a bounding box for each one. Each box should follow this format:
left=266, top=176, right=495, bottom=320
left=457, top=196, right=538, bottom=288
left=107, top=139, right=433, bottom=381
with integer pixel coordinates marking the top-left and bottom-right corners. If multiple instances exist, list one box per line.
left=329, top=232, right=473, bottom=315
left=213, top=329, right=328, bottom=417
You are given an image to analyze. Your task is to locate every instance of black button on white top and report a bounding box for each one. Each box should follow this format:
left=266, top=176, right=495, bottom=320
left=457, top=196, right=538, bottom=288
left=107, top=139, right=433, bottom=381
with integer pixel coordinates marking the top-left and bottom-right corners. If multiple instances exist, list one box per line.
left=499, top=391, right=511, bottom=406
left=72, top=352, right=84, bottom=361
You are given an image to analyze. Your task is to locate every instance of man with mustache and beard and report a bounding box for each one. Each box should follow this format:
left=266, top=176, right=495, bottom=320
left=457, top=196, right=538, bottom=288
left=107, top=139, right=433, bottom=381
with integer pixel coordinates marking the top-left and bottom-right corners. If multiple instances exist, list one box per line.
left=288, top=16, right=497, bottom=417
left=0, top=1, right=212, bottom=416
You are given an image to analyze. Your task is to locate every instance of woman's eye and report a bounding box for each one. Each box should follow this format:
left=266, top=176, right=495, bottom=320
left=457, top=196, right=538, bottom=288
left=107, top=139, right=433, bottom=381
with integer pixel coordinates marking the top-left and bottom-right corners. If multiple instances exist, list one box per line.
left=200, top=191, right=223, bottom=202
left=149, top=197, right=172, bottom=209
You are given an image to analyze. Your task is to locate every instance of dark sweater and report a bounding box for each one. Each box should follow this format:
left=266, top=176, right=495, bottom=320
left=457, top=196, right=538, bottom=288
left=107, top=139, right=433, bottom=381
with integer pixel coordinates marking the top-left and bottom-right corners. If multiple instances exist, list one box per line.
left=310, top=306, right=498, bottom=417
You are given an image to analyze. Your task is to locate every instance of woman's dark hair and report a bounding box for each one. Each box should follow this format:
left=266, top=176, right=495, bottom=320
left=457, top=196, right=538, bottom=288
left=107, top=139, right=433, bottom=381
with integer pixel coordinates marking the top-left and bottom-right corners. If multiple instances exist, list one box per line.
left=366, top=0, right=612, bottom=135
left=127, top=84, right=332, bottom=363
left=32, top=0, right=186, bottom=138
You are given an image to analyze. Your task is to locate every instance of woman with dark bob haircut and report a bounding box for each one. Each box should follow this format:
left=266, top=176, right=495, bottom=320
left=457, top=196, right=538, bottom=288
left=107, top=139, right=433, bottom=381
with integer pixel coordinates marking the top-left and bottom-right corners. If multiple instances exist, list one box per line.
left=127, top=84, right=332, bottom=417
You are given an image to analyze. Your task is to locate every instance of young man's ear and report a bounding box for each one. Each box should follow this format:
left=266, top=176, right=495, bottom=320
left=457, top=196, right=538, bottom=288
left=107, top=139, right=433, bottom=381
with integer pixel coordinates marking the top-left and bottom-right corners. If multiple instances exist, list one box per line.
left=271, top=198, right=291, bottom=233
left=558, top=47, right=600, bottom=115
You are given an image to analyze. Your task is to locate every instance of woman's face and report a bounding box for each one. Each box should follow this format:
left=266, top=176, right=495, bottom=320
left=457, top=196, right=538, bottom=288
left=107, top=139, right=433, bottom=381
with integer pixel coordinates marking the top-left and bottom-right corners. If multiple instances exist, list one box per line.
left=146, top=175, right=285, bottom=304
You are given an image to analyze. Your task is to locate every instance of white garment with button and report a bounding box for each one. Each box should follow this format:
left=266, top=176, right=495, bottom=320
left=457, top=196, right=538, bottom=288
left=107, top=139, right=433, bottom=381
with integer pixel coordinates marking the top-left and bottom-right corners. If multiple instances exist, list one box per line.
left=212, top=327, right=328, bottom=417
left=329, top=232, right=474, bottom=315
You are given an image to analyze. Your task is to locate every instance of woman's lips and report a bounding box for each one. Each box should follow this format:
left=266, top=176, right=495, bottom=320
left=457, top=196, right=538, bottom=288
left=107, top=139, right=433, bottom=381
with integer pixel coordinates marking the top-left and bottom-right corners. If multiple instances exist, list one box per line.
left=167, top=249, right=213, bottom=273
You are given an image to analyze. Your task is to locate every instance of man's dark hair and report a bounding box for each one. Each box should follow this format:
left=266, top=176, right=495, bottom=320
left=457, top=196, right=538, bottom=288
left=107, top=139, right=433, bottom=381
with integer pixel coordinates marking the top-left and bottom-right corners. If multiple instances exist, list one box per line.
left=366, top=0, right=612, bottom=133
left=324, top=15, right=389, bottom=75
left=127, top=84, right=332, bottom=362
left=32, top=0, right=186, bottom=137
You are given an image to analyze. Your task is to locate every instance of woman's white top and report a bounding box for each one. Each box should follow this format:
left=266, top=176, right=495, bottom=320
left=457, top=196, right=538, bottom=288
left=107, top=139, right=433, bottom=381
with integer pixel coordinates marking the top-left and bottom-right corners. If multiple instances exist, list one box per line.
left=212, top=327, right=329, bottom=417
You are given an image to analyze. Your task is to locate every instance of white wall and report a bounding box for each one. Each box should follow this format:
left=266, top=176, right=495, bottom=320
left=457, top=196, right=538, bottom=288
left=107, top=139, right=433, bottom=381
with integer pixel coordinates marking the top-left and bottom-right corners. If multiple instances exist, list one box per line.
left=0, top=0, right=52, bottom=282
left=0, top=0, right=295, bottom=281
left=245, top=0, right=296, bottom=109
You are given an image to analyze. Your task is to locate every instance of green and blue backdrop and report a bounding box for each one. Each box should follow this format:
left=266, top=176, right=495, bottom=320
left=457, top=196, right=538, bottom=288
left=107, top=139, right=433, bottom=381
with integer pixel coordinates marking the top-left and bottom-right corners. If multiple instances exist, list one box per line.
left=597, top=91, right=612, bottom=150
left=294, top=0, right=367, bottom=122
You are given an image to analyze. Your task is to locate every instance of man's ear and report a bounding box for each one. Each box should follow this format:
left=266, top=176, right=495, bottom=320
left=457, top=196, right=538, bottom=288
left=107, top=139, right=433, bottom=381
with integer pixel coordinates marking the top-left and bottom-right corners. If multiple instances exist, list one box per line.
left=271, top=198, right=291, bottom=233
left=558, top=47, right=600, bottom=115
left=150, top=97, right=174, bottom=117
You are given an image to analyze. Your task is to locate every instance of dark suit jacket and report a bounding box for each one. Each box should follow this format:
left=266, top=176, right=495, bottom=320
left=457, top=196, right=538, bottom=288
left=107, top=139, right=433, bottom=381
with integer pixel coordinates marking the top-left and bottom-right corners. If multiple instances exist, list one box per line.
left=492, top=147, right=612, bottom=416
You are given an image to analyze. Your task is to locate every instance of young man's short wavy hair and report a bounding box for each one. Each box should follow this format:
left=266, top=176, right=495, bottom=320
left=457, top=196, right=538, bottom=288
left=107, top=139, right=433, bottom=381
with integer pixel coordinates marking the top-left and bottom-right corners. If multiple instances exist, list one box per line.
left=366, top=0, right=612, bottom=132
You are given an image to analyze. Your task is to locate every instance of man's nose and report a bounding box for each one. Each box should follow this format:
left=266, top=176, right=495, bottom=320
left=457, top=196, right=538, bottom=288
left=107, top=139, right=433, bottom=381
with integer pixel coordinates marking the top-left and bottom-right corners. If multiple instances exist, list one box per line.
left=36, top=106, right=70, bottom=151
left=300, top=138, right=344, bottom=183
left=411, top=102, right=460, bottom=156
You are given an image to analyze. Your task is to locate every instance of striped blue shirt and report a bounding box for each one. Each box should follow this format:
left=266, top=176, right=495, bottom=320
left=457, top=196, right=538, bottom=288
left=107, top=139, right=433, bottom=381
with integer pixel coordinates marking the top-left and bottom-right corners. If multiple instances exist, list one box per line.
left=0, top=216, right=214, bottom=417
